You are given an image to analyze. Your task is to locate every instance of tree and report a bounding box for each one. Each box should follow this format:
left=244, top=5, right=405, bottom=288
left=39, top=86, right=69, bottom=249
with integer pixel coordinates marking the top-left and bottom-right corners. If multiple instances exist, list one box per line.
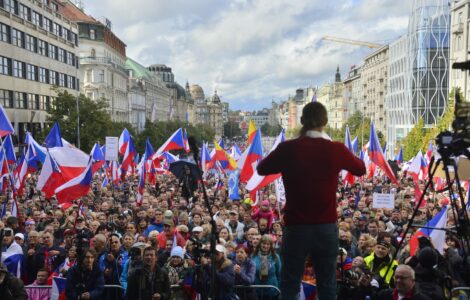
left=43, top=89, right=114, bottom=152
left=223, top=121, right=241, bottom=139
left=401, top=117, right=426, bottom=161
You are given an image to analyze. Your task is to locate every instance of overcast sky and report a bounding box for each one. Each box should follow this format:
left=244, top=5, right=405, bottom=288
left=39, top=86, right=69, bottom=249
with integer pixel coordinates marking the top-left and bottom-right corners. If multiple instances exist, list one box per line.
left=80, top=0, right=411, bottom=111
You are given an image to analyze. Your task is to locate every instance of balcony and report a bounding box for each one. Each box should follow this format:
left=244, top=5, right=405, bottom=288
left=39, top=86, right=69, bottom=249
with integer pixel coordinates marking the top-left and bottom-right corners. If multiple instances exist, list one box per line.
left=80, top=57, right=128, bottom=75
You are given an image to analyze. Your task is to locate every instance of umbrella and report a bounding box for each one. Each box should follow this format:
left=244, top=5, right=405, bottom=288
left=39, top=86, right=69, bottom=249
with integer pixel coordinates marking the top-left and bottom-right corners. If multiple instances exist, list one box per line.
left=169, top=160, right=200, bottom=182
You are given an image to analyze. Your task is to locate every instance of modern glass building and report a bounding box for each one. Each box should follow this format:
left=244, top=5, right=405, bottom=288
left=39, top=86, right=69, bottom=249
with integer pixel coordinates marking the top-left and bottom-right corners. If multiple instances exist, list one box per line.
left=386, top=0, right=450, bottom=157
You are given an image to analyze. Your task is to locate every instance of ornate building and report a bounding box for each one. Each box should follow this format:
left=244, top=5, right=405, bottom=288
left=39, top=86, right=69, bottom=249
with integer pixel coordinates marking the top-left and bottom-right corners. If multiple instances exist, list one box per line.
left=188, top=83, right=224, bottom=137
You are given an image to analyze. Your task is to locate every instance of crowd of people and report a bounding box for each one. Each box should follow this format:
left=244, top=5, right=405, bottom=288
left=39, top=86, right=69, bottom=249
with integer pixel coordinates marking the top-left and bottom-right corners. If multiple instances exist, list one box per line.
left=0, top=152, right=469, bottom=299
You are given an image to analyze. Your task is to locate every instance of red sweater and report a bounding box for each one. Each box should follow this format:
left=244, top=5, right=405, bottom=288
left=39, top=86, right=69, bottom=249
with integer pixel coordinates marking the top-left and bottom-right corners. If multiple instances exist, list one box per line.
left=257, top=135, right=366, bottom=225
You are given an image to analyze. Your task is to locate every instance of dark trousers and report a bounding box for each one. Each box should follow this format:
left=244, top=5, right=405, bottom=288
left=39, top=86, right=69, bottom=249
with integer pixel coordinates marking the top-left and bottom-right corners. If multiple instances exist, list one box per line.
left=281, top=223, right=338, bottom=300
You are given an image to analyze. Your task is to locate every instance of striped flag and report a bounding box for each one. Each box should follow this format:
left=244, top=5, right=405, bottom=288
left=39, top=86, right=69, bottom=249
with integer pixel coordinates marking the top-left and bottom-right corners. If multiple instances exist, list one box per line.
left=51, top=276, right=67, bottom=300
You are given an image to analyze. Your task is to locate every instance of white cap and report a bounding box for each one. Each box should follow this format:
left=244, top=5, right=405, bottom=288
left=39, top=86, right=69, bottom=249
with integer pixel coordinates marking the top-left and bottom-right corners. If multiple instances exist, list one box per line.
left=15, top=233, right=24, bottom=240
left=192, top=226, right=203, bottom=233
left=215, top=244, right=226, bottom=253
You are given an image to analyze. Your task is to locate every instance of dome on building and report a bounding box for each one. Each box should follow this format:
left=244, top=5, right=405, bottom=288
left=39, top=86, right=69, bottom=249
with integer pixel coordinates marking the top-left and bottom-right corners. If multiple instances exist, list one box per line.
left=210, top=90, right=221, bottom=104
left=190, top=84, right=205, bottom=100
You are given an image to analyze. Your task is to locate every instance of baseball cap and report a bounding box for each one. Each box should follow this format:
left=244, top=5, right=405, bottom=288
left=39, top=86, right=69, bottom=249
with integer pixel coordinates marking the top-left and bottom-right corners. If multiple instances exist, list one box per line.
left=163, top=219, right=174, bottom=227
left=215, top=244, right=226, bottom=253
left=177, top=225, right=188, bottom=233
left=164, top=210, right=173, bottom=218
left=14, top=233, right=24, bottom=240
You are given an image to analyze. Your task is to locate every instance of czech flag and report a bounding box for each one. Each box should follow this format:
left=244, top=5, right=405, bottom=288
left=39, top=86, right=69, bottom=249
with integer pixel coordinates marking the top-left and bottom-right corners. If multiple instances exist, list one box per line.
left=118, top=128, right=131, bottom=155
left=44, top=122, right=63, bottom=148
left=426, top=140, right=433, bottom=163
left=409, top=206, right=448, bottom=256
left=36, top=151, right=65, bottom=199
left=121, top=134, right=136, bottom=173
left=51, top=276, right=67, bottom=300
left=90, top=142, right=105, bottom=174
left=300, top=281, right=316, bottom=300
left=238, top=129, right=264, bottom=182
left=230, top=144, right=242, bottom=161
left=368, top=121, right=397, bottom=183
left=200, top=142, right=212, bottom=174
left=55, top=158, right=93, bottom=204
left=247, top=120, right=257, bottom=146
left=1, top=240, right=24, bottom=277
left=154, top=128, right=188, bottom=157
left=248, top=129, right=285, bottom=192
left=343, top=126, right=356, bottom=186
left=136, top=161, right=145, bottom=206
left=0, top=104, right=14, bottom=137
left=395, top=146, right=403, bottom=165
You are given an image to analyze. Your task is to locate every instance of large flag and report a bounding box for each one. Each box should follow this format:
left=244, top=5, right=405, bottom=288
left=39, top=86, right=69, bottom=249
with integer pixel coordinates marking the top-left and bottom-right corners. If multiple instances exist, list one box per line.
left=299, top=281, right=316, bottom=300
left=0, top=104, right=14, bottom=137
left=1, top=240, right=23, bottom=277
left=230, top=144, right=242, bottom=161
left=351, top=136, right=358, bottom=154
left=426, top=140, right=433, bottom=163
left=200, top=142, right=212, bottom=174
left=153, top=128, right=188, bottom=158
left=247, top=120, right=257, bottom=146
left=37, top=151, right=65, bottom=198
left=44, top=122, right=63, bottom=148
left=51, top=276, right=67, bottom=300
left=408, top=151, right=424, bottom=181
left=55, top=158, right=93, bottom=203
left=247, top=129, right=285, bottom=192
left=238, top=129, right=264, bottom=182
left=143, top=138, right=155, bottom=161
left=368, top=121, right=397, bottom=183
left=228, top=170, right=240, bottom=200
left=49, top=147, right=89, bottom=179
left=90, top=142, right=105, bottom=174
left=409, top=206, right=448, bottom=256
left=136, top=161, right=145, bottom=206
left=121, top=134, right=136, bottom=172
left=343, top=126, right=356, bottom=186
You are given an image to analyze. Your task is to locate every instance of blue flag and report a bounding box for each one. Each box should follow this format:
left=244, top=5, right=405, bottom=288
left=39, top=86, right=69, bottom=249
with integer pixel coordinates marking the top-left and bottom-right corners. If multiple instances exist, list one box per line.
left=228, top=170, right=240, bottom=200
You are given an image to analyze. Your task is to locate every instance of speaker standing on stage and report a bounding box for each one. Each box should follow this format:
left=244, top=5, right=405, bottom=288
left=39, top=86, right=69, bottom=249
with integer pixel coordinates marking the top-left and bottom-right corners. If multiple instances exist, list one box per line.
left=257, top=101, right=366, bottom=300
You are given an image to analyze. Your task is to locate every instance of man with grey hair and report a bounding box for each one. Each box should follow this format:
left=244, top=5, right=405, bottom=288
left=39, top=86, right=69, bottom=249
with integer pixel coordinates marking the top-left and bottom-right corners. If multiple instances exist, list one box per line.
left=377, top=265, right=431, bottom=299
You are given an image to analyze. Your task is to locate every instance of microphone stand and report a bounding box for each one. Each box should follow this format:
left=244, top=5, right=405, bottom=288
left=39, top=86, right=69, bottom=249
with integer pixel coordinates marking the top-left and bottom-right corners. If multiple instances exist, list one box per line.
left=188, top=137, right=218, bottom=300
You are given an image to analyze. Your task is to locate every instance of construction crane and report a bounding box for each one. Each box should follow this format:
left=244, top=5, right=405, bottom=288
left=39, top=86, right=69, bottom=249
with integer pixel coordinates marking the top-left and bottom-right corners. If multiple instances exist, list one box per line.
left=322, top=36, right=384, bottom=49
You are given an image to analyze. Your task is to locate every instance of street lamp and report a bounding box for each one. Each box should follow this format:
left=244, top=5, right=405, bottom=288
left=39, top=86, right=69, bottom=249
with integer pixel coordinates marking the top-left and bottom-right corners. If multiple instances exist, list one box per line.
left=76, top=92, right=80, bottom=149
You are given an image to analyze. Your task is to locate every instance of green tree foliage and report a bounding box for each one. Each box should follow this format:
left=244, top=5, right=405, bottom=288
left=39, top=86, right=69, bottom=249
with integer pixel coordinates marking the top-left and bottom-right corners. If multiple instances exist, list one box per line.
left=43, top=89, right=114, bottom=152
left=223, top=121, right=242, bottom=139
left=401, top=118, right=426, bottom=161
left=260, top=123, right=283, bottom=137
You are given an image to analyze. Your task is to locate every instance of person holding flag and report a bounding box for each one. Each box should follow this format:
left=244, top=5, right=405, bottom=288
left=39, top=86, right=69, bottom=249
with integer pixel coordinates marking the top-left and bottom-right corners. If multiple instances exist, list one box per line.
left=257, top=101, right=366, bottom=300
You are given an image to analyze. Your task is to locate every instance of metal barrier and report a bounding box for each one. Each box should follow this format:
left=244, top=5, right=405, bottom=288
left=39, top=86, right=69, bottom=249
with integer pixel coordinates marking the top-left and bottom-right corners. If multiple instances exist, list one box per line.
left=451, top=287, right=470, bottom=300
left=25, top=283, right=281, bottom=300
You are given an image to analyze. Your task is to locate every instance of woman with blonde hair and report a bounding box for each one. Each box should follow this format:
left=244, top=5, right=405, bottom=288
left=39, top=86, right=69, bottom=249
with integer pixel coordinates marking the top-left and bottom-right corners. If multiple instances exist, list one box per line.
left=251, top=234, right=281, bottom=299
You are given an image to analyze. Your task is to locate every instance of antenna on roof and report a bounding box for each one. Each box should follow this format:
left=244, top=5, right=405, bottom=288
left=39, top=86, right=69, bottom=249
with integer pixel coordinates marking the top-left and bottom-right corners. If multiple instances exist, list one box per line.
left=74, top=0, right=84, bottom=11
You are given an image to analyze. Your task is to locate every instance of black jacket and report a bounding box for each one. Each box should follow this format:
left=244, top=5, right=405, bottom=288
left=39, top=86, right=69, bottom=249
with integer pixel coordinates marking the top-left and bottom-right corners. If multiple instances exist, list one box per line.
left=126, top=265, right=170, bottom=300
left=0, top=272, right=28, bottom=300
left=65, top=264, right=105, bottom=300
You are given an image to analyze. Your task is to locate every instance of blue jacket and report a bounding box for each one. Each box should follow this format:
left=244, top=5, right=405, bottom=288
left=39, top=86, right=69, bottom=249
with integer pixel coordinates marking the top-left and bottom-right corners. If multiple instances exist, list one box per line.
left=65, top=265, right=104, bottom=300
left=99, top=248, right=129, bottom=285
left=252, top=253, right=281, bottom=296
left=144, top=222, right=164, bottom=236
left=234, top=258, right=256, bottom=285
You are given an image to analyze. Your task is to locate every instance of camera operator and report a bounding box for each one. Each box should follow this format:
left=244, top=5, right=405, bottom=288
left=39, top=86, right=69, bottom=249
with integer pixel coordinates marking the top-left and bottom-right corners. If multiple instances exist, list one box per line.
left=126, top=246, right=170, bottom=300
left=99, top=233, right=128, bottom=298
left=65, top=248, right=104, bottom=300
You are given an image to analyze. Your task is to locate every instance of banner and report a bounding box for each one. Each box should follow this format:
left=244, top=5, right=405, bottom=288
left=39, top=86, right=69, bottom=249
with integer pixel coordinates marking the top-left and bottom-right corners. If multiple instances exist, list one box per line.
left=105, top=137, right=119, bottom=161
left=275, top=177, right=286, bottom=203
left=228, top=170, right=240, bottom=200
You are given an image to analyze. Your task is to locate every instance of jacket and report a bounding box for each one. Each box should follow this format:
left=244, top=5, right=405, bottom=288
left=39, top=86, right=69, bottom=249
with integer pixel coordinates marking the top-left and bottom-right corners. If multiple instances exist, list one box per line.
left=376, top=287, right=432, bottom=300
left=99, top=248, right=129, bottom=285
left=25, top=281, right=51, bottom=300
left=364, top=253, right=398, bottom=286
left=126, top=265, right=170, bottom=300
left=252, top=253, right=281, bottom=296
left=65, top=264, right=105, bottom=300
left=0, top=272, right=28, bottom=300
left=235, top=258, right=256, bottom=300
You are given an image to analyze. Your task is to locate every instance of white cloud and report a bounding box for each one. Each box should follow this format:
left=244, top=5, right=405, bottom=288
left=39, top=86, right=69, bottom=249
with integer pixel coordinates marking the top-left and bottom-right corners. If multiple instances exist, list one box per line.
left=81, top=0, right=412, bottom=110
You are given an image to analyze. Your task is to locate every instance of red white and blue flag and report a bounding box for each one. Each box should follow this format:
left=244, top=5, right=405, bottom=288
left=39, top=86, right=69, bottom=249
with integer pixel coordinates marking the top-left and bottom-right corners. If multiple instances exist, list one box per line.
left=200, top=142, right=212, bottom=174
left=343, top=126, right=356, bottom=186
left=90, top=142, right=105, bottom=174
left=238, top=129, right=264, bottom=182
left=1, top=239, right=23, bottom=277
left=409, top=206, right=448, bottom=256
left=121, top=133, right=136, bottom=173
left=136, top=161, right=145, bottom=206
left=368, top=121, right=397, bottom=183
left=300, top=281, right=316, bottom=300
left=55, top=158, right=93, bottom=204
left=119, top=128, right=131, bottom=155
left=51, top=276, right=67, bottom=300
left=426, top=141, right=433, bottom=163
left=153, top=128, right=188, bottom=158
left=37, top=151, right=65, bottom=199
left=44, top=122, right=64, bottom=148
left=395, top=146, right=404, bottom=165
left=2, top=134, right=16, bottom=164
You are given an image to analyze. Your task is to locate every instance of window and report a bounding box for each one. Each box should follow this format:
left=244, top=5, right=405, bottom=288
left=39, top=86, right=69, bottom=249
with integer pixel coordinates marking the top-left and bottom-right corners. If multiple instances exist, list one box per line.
left=61, top=28, right=68, bottom=40
left=25, top=34, right=36, bottom=52
left=26, top=64, right=37, bottom=81
left=11, top=28, right=23, bottom=48
left=15, top=92, right=27, bottom=109
left=38, top=39, right=47, bottom=56
left=67, top=75, right=74, bottom=89
left=67, top=52, right=74, bottom=66
left=90, top=29, right=95, bottom=40
left=48, top=44, right=57, bottom=59
left=12, top=60, right=24, bottom=78
left=18, top=4, right=30, bottom=21
left=32, top=10, right=41, bottom=26
left=59, top=73, right=65, bottom=86
left=90, top=48, right=95, bottom=58
left=0, top=23, right=9, bottom=42
left=49, top=70, right=57, bottom=85
left=0, top=90, right=13, bottom=108
left=3, top=0, right=15, bottom=14
left=58, top=48, right=64, bottom=62
left=28, top=93, right=40, bottom=110
left=45, top=96, right=51, bottom=110
left=52, top=22, right=59, bottom=36
left=98, top=69, right=104, bottom=82
left=0, top=56, right=10, bottom=75
left=42, top=17, right=51, bottom=32
left=39, top=95, right=47, bottom=110
left=39, top=67, right=47, bottom=83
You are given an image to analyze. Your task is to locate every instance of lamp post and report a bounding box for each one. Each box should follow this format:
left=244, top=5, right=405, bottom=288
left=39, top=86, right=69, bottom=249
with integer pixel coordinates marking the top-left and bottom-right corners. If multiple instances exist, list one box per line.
left=76, top=92, right=80, bottom=149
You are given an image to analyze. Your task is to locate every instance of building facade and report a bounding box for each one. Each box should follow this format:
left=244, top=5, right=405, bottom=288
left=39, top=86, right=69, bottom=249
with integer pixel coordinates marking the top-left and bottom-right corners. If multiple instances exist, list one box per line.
left=0, top=0, right=80, bottom=142
left=207, top=90, right=223, bottom=138
left=450, top=0, right=470, bottom=99
left=386, top=35, right=412, bottom=157
left=361, top=45, right=389, bottom=134
left=61, top=1, right=129, bottom=123
left=343, top=66, right=362, bottom=118
left=317, top=68, right=345, bottom=130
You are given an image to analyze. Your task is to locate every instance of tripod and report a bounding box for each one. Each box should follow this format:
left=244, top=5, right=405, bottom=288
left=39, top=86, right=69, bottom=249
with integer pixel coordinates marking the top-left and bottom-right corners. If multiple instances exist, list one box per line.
left=382, top=154, right=470, bottom=285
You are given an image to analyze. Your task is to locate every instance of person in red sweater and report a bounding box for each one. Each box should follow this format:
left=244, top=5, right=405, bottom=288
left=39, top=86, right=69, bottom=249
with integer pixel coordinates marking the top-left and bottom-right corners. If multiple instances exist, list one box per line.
left=257, top=101, right=366, bottom=300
